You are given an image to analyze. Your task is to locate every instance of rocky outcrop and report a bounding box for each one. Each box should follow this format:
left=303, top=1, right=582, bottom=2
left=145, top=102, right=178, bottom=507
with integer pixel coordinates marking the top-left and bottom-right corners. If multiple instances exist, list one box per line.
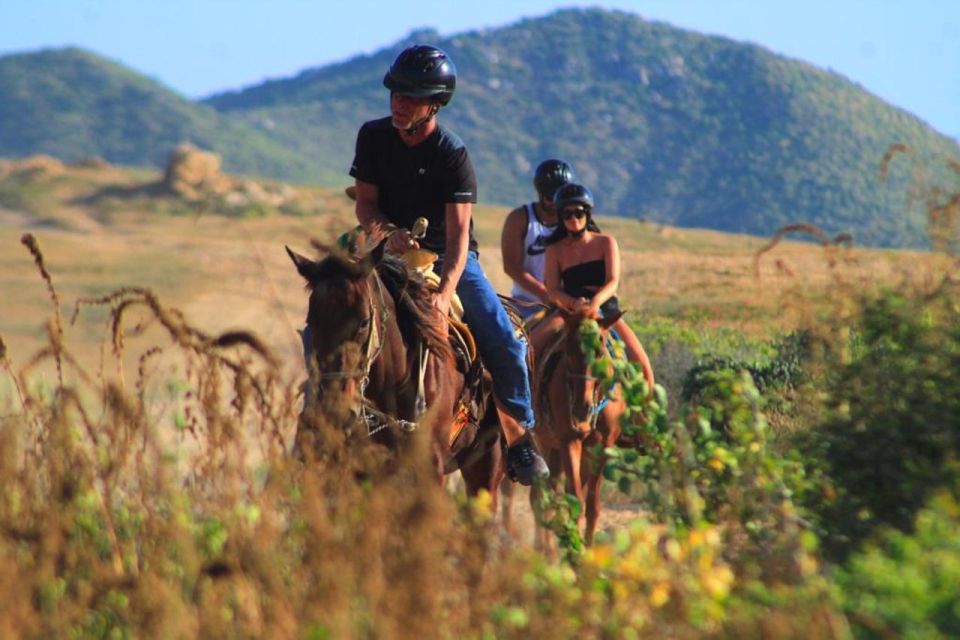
left=162, top=143, right=228, bottom=200
left=0, top=154, right=65, bottom=179
left=68, top=155, right=111, bottom=170
left=160, top=143, right=317, bottom=213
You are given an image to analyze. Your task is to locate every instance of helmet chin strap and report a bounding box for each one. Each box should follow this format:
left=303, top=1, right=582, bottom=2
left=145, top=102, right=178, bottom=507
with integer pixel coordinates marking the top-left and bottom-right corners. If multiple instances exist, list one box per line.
left=404, top=103, right=440, bottom=135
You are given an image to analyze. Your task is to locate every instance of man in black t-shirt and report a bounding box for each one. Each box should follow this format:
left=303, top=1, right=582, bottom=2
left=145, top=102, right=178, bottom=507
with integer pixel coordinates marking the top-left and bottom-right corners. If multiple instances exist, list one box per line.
left=349, top=44, right=548, bottom=485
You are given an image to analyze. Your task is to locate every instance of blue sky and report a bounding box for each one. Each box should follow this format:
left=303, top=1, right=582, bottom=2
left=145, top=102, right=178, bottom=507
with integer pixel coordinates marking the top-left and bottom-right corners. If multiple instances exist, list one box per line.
left=2, top=1, right=958, bottom=139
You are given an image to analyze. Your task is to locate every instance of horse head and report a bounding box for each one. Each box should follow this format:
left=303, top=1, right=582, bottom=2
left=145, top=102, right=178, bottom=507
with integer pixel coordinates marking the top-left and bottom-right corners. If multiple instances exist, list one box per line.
left=558, top=306, right=623, bottom=424
left=287, top=241, right=387, bottom=408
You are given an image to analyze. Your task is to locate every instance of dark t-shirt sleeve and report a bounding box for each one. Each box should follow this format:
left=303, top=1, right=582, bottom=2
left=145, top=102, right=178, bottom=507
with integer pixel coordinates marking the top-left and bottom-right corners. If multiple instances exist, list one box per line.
left=445, top=146, right=477, bottom=204
left=349, top=122, right=377, bottom=184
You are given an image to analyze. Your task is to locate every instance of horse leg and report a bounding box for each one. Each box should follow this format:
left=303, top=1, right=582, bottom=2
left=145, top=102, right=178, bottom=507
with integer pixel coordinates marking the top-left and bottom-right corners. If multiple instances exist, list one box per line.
left=499, top=477, right=517, bottom=538
left=530, top=480, right=546, bottom=552
left=583, top=450, right=604, bottom=547
left=457, top=402, right=505, bottom=510
left=585, top=407, right=624, bottom=546
left=459, top=439, right=504, bottom=510
left=434, top=451, right=446, bottom=487
left=527, top=447, right=560, bottom=554
left=529, top=480, right=559, bottom=559
left=560, top=439, right=586, bottom=535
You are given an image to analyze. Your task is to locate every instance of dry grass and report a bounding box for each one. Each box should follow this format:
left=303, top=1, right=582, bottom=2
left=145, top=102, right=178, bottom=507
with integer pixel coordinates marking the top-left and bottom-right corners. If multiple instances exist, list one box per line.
left=3, top=161, right=947, bottom=381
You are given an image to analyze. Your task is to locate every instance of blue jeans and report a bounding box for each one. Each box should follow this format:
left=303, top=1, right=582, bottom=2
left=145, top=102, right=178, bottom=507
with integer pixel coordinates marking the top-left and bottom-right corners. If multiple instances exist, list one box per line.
left=440, top=252, right=536, bottom=428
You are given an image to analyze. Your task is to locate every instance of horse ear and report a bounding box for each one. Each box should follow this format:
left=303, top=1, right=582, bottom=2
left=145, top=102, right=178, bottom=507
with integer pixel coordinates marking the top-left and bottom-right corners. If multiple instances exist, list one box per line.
left=599, top=310, right=624, bottom=331
left=286, top=245, right=318, bottom=281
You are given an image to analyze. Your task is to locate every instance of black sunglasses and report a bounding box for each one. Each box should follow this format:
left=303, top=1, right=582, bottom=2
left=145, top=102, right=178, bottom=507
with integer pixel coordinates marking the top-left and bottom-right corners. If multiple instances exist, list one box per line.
left=560, top=207, right=589, bottom=220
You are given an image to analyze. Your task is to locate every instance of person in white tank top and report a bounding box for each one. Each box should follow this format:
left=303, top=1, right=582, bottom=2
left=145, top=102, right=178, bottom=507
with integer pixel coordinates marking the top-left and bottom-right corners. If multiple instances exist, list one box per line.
left=501, top=159, right=575, bottom=316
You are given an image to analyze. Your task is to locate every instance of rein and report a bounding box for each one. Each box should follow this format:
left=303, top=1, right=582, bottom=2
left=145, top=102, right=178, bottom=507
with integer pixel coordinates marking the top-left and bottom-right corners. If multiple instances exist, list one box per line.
left=563, top=323, right=615, bottom=433
left=357, top=271, right=421, bottom=437
left=315, top=267, right=432, bottom=437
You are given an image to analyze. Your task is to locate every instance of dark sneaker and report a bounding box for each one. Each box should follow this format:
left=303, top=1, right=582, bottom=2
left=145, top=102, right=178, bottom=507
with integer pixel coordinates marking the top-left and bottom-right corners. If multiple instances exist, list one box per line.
left=506, top=441, right=550, bottom=486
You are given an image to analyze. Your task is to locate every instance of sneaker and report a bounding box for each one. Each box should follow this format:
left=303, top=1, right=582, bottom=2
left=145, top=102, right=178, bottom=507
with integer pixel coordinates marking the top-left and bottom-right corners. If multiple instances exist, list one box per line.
left=506, top=441, right=550, bottom=486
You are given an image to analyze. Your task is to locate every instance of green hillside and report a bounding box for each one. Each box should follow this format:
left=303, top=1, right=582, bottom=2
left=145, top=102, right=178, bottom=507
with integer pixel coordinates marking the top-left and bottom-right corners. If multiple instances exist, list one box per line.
left=2, top=10, right=958, bottom=247
left=0, top=47, right=315, bottom=181
left=207, top=9, right=960, bottom=248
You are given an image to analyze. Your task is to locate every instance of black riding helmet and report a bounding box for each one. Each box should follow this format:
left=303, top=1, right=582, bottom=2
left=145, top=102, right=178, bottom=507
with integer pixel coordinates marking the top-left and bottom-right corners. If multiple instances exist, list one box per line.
left=553, top=182, right=595, bottom=213
left=383, top=45, right=457, bottom=106
left=546, top=182, right=600, bottom=242
left=533, top=159, right=576, bottom=200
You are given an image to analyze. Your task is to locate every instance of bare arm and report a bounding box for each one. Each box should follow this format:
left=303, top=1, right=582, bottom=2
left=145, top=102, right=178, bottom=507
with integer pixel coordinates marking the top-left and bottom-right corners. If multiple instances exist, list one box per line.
left=435, top=201, right=471, bottom=314
left=544, top=244, right=580, bottom=311
left=501, top=207, right=550, bottom=302
left=354, top=179, right=415, bottom=252
left=354, top=179, right=388, bottom=228
left=587, top=235, right=621, bottom=312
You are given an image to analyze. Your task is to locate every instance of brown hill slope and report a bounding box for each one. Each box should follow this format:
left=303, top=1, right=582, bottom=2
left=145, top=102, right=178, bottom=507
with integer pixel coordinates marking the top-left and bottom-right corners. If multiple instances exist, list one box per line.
left=0, top=160, right=943, bottom=383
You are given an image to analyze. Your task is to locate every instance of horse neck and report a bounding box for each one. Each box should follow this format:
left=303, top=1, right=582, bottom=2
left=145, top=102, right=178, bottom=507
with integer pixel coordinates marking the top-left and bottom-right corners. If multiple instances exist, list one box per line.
left=562, top=317, right=595, bottom=370
left=561, top=318, right=602, bottom=414
left=364, top=271, right=423, bottom=407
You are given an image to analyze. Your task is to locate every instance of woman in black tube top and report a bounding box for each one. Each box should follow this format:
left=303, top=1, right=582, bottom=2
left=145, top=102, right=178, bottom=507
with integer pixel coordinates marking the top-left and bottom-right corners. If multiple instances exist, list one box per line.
left=533, top=182, right=655, bottom=390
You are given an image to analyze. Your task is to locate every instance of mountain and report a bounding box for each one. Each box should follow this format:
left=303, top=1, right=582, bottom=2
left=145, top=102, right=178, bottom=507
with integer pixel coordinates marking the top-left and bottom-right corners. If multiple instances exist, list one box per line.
left=2, top=10, right=958, bottom=248
left=206, top=9, right=960, bottom=248
left=0, top=48, right=315, bottom=181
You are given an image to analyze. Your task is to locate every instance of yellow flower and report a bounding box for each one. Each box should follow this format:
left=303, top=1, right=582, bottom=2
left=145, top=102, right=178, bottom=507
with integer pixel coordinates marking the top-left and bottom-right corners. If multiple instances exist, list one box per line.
left=471, top=489, right=493, bottom=519
left=702, top=566, right=734, bottom=598
left=799, top=553, right=819, bottom=576
left=650, top=581, right=671, bottom=607
left=704, top=527, right=721, bottom=546
left=662, top=539, right=681, bottom=560
left=584, top=545, right=612, bottom=568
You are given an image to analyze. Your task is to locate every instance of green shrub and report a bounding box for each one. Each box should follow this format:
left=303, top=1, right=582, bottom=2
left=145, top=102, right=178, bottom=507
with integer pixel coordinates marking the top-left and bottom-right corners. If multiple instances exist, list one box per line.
left=681, top=331, right=809, bottom=402
left=838, top=493, right=960, bottom=640
left=798, top=283, right=960, bottom=561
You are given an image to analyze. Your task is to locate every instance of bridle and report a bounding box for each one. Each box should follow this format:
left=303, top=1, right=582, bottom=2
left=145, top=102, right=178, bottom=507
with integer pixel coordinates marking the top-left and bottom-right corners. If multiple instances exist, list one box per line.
left=310, top=268, right=423, bottom=437
left=314, top=271, right=388, bottom=386
left=563, top=324, right=613, bottom=431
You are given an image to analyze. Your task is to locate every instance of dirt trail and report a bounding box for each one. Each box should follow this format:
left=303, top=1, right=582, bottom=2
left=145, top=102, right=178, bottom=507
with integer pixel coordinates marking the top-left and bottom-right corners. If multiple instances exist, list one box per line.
left=495, top=483, right=646, bottom=547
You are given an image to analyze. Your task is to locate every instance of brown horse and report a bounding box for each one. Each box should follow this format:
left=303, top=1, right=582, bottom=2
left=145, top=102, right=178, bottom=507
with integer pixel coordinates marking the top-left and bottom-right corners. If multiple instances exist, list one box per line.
left=287, top=242, right=502, bottom=499
left=532, top=307, right=626, bottom=546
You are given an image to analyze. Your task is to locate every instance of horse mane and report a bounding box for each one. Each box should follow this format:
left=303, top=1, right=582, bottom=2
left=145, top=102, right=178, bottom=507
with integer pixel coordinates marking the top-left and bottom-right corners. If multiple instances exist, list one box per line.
left=375, top=255, right=454, bottom=363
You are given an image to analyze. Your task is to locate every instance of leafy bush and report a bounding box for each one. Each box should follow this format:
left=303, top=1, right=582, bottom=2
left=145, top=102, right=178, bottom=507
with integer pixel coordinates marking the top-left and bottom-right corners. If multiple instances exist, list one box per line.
left=681, top=331, right=809, bottom=402
left=581, top=319, right=820, bottom=585
left=838, top=493, right=960, bottom=639
left=631, top=317, right=770, bottom=411
left=797, top=283, right=960, bottom=560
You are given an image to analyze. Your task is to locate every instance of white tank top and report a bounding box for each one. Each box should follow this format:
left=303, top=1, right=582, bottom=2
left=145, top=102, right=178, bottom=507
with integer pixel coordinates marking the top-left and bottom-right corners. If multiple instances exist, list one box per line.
left=510, top=202, right=558, bottom=303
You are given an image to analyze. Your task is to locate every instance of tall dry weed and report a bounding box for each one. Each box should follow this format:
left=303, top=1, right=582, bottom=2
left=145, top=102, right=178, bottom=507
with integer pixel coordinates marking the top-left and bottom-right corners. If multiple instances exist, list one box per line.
left=881, top=143, right=960, bottom=254
left=0, top=234, right=519, bottom=639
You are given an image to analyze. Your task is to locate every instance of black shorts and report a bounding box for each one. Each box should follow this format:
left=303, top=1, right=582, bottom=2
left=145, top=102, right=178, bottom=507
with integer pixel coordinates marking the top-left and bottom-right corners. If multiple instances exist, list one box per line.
left=599, top=296, right=621, bottom=318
